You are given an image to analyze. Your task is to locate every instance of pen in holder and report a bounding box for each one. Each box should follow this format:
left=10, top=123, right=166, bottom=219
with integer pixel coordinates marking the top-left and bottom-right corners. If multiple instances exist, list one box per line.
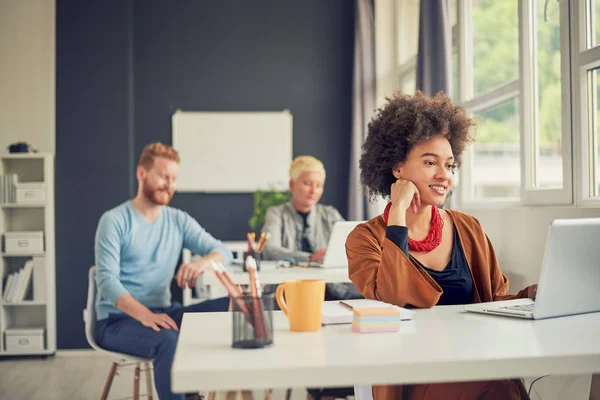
left=242, top=251, right=262, bottom=271
left=244, top=232, right=269, bottom=271
left=232, top=293, right=274, bottom=349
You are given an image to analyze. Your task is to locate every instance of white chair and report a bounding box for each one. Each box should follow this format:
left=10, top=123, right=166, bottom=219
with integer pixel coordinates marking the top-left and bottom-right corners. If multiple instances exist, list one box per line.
left=84, top=266, right=154, bottom=400
left=182, top=241, right=248, bottom=306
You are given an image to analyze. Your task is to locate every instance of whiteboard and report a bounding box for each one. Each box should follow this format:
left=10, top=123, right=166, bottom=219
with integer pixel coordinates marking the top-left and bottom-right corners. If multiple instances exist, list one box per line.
left=172, top=110, right=292, bottom=192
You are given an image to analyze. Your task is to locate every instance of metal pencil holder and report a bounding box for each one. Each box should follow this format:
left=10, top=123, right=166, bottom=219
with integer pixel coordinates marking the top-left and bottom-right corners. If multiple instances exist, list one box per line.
left=242, top=251, right=262, bottom=271
left=231, top=294, right=274, bottom=349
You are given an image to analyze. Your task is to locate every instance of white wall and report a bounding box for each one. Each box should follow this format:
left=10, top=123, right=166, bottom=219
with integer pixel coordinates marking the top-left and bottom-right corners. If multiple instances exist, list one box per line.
left=463, top=207, right=600, bottom=291
left=0, top=0, right=55, bottom=153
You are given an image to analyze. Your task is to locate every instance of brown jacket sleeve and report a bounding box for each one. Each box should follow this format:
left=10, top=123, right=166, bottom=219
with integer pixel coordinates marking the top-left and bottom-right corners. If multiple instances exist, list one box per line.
left=346, top=219, right=442, bottom=308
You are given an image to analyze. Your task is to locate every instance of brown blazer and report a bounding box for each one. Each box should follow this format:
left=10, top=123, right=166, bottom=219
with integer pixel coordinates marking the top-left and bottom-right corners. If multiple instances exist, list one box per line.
left=346, top=209, right=531, bottom=399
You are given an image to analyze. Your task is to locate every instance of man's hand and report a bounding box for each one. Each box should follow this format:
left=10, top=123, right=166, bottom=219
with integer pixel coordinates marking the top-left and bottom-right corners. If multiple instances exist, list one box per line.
left=310, top=247, right=327, bottom=262
left=528, top=284, right=538, bottom=299
left=115, top=294, right=178, bottom=332
left=176, top=259, right=210, bottom=289
left=139, top=312, right=178, bottom=332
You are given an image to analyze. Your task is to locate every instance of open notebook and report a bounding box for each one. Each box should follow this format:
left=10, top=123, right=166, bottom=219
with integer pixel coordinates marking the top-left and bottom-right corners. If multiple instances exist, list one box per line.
left=322, top=299, right=414, bottom=325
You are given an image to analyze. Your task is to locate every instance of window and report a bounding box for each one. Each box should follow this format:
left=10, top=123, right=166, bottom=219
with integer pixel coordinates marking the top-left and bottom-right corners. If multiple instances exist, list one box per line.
left=588, top=68, right=600, bottom=197
left=522, top=0, right=571, bottom=205
left=532, top=0, right=563, bottom=189
left=575, top=0, right=600, bottom=206
left=470, top=99, right=521, bottom=201
left=396, top=0, right=420, bottom=93
left=450, top=0, right=459, bottom=100
left=374, top=0, right=600, bottom=208
left=397, top=0, right=460, bottom=98
left=471, top=1, right=519, bottom=98
left=456, top=0, right=572, bottom=206
left=586, top=0, right=600, bottom=49
left=458, top=0, right=522, bottom=204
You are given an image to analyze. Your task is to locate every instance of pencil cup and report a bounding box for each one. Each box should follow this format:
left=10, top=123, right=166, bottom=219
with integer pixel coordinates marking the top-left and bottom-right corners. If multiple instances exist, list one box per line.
left=242, top=251, right=262, bottom=272
left=231, top=294, right=274, bottom=349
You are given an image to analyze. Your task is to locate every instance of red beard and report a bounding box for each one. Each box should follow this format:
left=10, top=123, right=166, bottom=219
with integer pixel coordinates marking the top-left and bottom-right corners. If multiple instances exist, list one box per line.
left=143, top=182, right=174, bottom=205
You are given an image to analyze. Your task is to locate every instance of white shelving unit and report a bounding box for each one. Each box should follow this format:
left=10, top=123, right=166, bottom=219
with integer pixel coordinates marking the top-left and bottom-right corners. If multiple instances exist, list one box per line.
left=0, top=153, right=55, bottom=356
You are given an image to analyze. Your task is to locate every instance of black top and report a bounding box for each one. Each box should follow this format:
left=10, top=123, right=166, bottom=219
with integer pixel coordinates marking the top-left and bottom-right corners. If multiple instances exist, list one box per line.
left=386, top=226, right=474, bottom=305
left=297, top=210, right=314, bottom=253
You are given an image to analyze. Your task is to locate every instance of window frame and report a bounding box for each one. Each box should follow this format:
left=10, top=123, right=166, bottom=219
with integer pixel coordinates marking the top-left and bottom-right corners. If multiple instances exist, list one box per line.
left=574, top=0, right=600, bottom=207
left=395, top=0, right=419, bottom=94
left=521, top=0, right=573, bottom=205
left=455, top=0, right=574, bottom=208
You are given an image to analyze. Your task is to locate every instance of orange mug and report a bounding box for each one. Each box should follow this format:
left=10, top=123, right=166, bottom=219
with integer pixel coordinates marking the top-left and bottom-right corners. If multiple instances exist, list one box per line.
left=276, top=279, right=325, bottom=332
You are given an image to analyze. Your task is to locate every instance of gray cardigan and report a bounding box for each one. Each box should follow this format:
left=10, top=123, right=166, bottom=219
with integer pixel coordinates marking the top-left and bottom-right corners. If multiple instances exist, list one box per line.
left=261, top=201, right=344, bottom=261
left=261, top=201, right=360, bottom=300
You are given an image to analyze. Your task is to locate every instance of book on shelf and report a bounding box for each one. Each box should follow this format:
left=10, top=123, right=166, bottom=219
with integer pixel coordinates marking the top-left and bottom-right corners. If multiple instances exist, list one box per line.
left=0, top=173, right=18, bottom=204
left=7, top=270, right=21, bottom=301
left=3, top=273, right=15, bottom=301
left=2, top=260, right=34, bottom=303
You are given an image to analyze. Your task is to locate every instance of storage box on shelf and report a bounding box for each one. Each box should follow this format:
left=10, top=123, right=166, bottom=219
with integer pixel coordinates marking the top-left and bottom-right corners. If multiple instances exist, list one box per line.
left=0, top=153, right=55, bottom=356
left=4, top=231, right=44, bottom=255
left=15, top=182, right=46, bottom=204
left=5, top=327, right=45, bottom=353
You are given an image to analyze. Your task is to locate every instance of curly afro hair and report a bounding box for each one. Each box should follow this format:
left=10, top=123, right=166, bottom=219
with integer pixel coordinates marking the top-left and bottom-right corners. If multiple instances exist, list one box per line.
left=359, top=90, right=475, bottom=200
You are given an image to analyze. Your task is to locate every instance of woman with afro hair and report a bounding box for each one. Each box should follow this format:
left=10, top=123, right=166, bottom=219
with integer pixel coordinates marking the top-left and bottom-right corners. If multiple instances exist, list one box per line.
left=346, top=91, right=537, bottom=400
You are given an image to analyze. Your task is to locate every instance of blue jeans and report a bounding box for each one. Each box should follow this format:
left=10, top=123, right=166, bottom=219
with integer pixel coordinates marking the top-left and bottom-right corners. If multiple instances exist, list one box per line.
left=96, top=297, right=230, bottom=400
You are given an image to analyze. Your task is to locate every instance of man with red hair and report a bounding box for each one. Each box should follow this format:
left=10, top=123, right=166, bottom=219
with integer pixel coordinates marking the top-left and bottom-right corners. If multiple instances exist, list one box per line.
left=94, top=142, right=231, bottom=400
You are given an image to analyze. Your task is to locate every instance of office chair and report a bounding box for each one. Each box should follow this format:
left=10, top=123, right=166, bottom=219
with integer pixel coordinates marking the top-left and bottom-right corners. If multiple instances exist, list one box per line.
left=84, top=266, right=154, bottom=400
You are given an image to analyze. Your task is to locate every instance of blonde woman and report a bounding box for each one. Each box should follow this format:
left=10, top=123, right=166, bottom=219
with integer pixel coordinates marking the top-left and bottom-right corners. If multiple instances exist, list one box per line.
left=262, top=155, right=360, bottom=301
left=262, top=155, right=359, bottom=399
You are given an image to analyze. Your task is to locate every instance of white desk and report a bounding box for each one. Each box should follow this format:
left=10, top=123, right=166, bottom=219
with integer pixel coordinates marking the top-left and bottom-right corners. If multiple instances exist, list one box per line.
left=182, top=247, right=351, bottom=305
left=201, top=262, right=351, bottom=286
left=172, top=302, right=600, bottom=393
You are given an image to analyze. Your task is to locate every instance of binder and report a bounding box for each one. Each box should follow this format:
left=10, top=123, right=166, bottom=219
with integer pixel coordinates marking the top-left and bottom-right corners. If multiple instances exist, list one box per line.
left=16, top=261, right=34, bottom=301
left=3, top=273, right=15, bottom=301
left=33, top=257, right=46, bottom=301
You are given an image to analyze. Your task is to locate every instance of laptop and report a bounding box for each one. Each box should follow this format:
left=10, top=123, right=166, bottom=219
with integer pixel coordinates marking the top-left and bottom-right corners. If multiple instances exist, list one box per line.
left=309, top=221, right=363, bottom=268
left=464, top=217, right=600, bottom=320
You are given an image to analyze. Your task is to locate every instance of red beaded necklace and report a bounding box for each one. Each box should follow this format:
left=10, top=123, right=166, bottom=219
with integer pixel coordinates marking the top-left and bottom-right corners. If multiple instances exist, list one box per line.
left=383, top=203, right=444, bottom=252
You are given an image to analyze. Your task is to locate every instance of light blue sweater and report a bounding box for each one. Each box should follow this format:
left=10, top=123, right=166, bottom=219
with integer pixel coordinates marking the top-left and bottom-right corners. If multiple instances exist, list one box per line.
left=94, top=201, right=232, bottom=320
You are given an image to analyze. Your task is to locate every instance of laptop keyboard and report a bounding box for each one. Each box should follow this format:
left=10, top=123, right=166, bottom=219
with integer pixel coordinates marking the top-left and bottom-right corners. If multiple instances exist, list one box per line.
left=501, top=303, right=534, bottom=312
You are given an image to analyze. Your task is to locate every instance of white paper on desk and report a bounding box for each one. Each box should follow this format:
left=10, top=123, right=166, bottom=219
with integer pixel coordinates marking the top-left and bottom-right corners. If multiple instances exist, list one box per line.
left=321, top=300, right=414, bottom=325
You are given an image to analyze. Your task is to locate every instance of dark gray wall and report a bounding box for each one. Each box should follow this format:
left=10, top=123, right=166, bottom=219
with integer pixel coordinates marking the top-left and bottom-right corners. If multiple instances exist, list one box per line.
left=56, top=0, right=354, bottom=348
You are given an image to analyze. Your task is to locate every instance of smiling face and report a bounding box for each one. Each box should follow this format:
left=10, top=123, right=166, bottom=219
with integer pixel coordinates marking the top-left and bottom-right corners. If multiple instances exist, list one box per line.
left=138, top=156, right=179, bottom=205
left=394, top=136, right=456, bottom=207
